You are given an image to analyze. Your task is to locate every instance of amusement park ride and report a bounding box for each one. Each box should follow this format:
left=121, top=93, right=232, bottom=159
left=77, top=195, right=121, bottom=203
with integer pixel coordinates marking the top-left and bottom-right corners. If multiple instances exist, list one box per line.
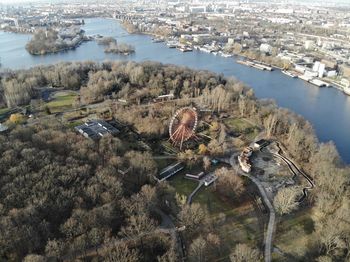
left=169, top=107, right=198, bottom=149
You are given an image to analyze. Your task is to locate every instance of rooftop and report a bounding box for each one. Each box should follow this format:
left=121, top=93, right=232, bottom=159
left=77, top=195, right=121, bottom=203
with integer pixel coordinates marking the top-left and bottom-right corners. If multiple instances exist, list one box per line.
left=75, top=120, right=119, bottom=139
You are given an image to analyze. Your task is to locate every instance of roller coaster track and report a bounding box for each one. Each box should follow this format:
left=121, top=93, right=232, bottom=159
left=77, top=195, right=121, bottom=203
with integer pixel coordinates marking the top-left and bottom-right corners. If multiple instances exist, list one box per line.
left=261, top=142, right=315, bottom=202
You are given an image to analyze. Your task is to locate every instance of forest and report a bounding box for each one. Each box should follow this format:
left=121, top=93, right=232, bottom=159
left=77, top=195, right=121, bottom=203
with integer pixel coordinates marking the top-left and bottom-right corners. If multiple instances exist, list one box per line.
left=0, top=61, right=349, bottom=261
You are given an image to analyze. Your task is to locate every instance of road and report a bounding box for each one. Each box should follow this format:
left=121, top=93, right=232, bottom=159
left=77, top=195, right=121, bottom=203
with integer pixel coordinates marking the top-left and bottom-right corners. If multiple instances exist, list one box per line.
left=229, top=154, right=275, bottom=262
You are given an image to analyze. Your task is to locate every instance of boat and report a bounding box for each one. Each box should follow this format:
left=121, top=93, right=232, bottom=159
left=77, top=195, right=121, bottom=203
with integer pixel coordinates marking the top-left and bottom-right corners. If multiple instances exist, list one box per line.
left=309, top=79, right=328, bottom=87
left=344, top=86, right=350, bottom=96
left=166, top=41, right=177, bottom=48
left=177, top=46, right=193, bottom=52
left=237, top=60, right=273, bottom=71
left=298, top=74, right=313, bottom=82
left=198, top=46, right=212, bottom=53
left=282, top=70, right=297, bottom=78
left=152, top=38, right=164, bottom=43
left=221, top=53, right=233, bottom=58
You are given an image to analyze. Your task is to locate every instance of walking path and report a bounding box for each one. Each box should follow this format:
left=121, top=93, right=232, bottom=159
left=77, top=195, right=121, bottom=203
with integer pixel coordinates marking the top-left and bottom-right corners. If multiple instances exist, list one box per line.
left=261, top=142, right=315, bottom=202
left=187, top=182, right=204, bottom=205
left=229, top=154, right=275, bottom=262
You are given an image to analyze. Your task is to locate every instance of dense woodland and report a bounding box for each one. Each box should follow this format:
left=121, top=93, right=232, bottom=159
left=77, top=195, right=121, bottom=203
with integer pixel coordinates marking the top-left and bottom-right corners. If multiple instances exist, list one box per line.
left=0, top=61, right=349, bottom=261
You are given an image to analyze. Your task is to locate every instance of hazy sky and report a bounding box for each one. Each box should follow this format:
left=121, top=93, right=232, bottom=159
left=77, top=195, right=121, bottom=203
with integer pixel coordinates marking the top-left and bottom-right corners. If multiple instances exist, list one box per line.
left=0, top=0, right=349, bottom=4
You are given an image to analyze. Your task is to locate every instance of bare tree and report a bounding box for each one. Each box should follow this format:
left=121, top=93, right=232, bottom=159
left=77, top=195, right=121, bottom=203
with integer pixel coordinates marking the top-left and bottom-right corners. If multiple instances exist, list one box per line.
left=203, top=156, right=211, bottom=171
left=230, top=243, right=262, bottom=262
left=103, top=242, right=139, bottom=262
left=273, top=186, right=300, bottom=215
left=188, top=236, right=207, bottom=262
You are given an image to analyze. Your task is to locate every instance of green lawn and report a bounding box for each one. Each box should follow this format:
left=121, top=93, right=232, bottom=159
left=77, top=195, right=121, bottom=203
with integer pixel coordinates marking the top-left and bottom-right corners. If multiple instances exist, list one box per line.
left=45, top=91, right=77, bottom=113
left=168, top=174, right=198, bottom=197
left=224, top=118, right=260, bottom=142
left=224, top=118, right=255, bottom=133
left=65, top=120, right=84, bottom=129
left=0, top=108, right=10, bottom=115
left=274, top=209, right=317, bottom=259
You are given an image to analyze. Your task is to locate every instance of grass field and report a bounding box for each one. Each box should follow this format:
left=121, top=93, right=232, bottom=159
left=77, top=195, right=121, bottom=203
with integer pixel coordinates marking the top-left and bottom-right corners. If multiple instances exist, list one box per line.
left=0, top=108, right=10, bottom=115
left=274, top=208, right=317, bottom=260
left=45, top=91, right=77, bottom=113
left=224, top=117, right=260, bottom=142
left=65, top=120, right=84, bottom=129
left=224, top=118, right=256, bottom=132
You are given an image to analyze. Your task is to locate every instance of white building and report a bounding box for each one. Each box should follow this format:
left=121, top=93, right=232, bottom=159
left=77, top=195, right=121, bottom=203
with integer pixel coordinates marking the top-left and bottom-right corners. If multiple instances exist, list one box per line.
left=305, top=40, right=315, bottom=50
left=189, top=6, right=207, bottom=13
left=312, top=61, right=326, bottom=78
left=260, top=43, right=272, bottom=54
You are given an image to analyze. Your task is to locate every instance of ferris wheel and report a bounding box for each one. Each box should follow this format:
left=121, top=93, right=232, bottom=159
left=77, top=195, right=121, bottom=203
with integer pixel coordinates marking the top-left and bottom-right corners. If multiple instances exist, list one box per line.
left=169, top=107, right=198, bottom=149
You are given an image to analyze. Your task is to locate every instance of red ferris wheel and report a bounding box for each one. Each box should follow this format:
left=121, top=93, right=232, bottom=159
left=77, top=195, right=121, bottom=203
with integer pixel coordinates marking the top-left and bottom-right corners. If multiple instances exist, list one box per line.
left=169, top=107, right=198, bottom=149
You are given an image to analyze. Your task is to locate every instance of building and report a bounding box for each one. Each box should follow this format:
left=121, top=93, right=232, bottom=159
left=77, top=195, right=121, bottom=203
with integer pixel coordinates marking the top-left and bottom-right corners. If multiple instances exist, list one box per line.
left=313, top=61, right=326, bottom=77
left=189, top=6, right=207, bottom=13
left=304, top=40, right=315, bottom=50
left=75, top=120, right=119, bottom=140
left=203, top=173, right=218, bottom=186
left=260, top=43, right=272, bottom=54
left=253, top=139, right=269, bottom=150
left=185, top=171, right=205, bottom=180
left=157, top=162, right=184, bottom=181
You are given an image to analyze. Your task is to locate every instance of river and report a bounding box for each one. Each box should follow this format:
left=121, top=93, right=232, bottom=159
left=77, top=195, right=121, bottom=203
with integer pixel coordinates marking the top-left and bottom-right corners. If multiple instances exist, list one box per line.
left=0, top=18, right=349, bottom=163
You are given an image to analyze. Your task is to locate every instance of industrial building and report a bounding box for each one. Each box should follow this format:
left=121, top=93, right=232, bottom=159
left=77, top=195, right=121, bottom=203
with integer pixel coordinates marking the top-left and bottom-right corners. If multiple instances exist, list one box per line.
left=75, top=120, right=119, bottom=139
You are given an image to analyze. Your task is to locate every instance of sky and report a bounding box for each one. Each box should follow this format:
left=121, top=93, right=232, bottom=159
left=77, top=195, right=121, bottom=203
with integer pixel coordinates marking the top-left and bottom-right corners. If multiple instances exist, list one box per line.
left=0, top=0, right=349, bottom=5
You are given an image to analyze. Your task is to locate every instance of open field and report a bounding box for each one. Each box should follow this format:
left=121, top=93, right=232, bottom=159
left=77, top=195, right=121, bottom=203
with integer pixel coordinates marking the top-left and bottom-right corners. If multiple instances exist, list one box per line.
left=224, top=117, right=260, bottom=141
left=0, top=107, right=10, bottom=115
left=224, top=118, right=255, bottom=132
left=273, top=208, right=317, bottom=261
left=45, top=91, right=77, bottom=113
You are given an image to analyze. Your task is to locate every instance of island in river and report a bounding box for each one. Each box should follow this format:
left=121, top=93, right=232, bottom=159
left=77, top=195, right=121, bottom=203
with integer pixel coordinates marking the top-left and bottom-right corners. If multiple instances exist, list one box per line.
left=26, top=27, right=88, bottom=55
left=97, top=36, right=135, bottom=55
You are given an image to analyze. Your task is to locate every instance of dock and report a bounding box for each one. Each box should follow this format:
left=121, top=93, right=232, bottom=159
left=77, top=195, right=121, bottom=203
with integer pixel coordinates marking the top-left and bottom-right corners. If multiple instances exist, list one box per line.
left=237, top=60, right=273, bottom=71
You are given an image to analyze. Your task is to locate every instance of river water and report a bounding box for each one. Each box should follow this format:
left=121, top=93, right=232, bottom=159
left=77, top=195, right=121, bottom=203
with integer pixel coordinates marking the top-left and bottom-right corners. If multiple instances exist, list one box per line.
left=1, top=18, right=349, bottom=163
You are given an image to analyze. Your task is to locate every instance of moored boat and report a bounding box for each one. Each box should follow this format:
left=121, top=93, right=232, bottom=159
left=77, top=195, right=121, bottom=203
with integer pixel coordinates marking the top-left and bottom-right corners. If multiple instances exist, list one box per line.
left=282, top=70, right=297, bottom=78
left=344, top=86, right=350, bottom=96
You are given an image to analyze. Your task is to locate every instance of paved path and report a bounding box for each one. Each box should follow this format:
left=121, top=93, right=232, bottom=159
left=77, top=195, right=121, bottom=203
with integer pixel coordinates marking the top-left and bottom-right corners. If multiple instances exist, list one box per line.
left=261, top=142, right=315, bottom=202
left=229, top=154, right=275, bottom=262
left=187, top=182, right=204, bottom=205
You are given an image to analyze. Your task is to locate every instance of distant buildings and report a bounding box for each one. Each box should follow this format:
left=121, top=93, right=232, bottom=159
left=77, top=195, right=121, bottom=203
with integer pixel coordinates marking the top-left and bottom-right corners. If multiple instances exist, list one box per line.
left=75, top=120, right=119, bottom=139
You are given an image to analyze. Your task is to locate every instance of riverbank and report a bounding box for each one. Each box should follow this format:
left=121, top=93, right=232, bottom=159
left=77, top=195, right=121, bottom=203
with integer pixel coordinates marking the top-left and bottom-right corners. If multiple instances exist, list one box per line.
left=0, top=17, right=350, bottom=163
